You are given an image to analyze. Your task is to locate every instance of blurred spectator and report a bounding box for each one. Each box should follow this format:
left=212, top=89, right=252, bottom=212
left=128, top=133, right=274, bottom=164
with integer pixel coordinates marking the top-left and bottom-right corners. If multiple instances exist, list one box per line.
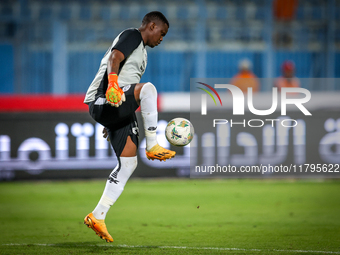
left=273, top=0, right=298, bottom=48
left=274, top=60, right=300, bottom=92
left=230, top=59, right=260, bottom=93
left=273, top=0, right=298, bottom=21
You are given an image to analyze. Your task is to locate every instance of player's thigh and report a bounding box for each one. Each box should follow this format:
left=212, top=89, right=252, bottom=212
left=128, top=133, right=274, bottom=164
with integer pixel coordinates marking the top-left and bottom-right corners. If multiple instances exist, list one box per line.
left=106, top=113, right=139, bottom=157
left=90, top=84, right=139, bottom=127
left=134, top=83, right=148, bottom=104
left=120, top=136, right=137, bottom=157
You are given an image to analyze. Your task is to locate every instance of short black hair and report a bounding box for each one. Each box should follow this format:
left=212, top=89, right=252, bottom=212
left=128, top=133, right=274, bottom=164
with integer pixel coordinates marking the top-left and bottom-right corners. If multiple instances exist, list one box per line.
left=142, top=11, right=169, bottom=28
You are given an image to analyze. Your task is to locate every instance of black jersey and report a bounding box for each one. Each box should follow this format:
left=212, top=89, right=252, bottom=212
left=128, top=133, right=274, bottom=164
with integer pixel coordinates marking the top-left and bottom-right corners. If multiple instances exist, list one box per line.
left=84, top=28, right=147, bottom=104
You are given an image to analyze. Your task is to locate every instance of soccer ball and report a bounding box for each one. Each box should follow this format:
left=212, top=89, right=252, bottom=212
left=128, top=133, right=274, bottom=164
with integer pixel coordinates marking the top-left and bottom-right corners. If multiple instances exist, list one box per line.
left=165, top=118, right=194, bottom=146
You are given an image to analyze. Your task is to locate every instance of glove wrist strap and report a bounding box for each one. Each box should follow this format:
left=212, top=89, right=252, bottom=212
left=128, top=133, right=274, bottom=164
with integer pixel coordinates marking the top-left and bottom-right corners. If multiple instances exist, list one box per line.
left=108, top=72, right=118, bottom=83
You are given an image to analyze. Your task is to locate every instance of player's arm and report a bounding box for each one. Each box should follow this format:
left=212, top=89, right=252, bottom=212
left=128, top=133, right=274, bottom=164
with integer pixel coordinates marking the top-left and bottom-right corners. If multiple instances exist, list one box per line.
left=107, top=49, right=124, bottom=75
left=105, top=49, right=126, bottom=107
left=105, top=29, right=142, bottom=107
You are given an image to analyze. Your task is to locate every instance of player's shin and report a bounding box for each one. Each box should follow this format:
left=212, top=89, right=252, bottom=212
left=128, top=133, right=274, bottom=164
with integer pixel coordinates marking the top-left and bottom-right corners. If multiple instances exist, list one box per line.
left=140, top=83, right=176, bottom=161
left=140, top=82, right=158, bottom=151
left=92, top=156, right=137, bottom=220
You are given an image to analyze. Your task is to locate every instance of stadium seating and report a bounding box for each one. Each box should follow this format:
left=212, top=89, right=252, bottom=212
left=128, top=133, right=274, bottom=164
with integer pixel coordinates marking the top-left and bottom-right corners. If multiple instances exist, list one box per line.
left=0, top=0, right=338, bottom=93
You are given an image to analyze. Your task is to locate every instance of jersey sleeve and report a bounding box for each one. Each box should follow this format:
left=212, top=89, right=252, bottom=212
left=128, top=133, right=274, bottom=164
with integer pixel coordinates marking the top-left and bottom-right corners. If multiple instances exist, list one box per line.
left=112, top=29, right=143, bottom=59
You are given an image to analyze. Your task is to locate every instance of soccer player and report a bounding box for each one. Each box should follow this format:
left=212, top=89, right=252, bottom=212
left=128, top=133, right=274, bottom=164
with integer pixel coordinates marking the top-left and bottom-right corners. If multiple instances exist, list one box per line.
left=83, top=11, right=175, bottom=242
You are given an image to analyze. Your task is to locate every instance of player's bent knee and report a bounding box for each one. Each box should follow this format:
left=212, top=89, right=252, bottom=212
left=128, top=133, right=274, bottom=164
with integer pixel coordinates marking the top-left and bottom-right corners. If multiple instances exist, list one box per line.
left=140, top=82, right=157, bottom=98
left=120, top=156, right=138, bottom=178
left=126, top=156, right=138, bottom=170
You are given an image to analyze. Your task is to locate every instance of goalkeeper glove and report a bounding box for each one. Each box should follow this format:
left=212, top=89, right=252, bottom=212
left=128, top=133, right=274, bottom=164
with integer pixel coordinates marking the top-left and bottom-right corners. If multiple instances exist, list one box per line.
left=105, top=72, right=126, bottom=107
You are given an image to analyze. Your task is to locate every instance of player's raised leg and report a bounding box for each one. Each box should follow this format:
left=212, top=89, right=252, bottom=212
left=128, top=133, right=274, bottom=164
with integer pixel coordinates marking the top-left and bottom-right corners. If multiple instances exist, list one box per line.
left=84, top=137, right=137, bottom=242
left=135, top=82, right=176, bottom=161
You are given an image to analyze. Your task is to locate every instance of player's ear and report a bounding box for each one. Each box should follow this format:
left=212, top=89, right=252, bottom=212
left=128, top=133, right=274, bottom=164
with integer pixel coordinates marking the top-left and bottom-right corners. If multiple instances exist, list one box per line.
left=149, top=22, right=156, bottom=31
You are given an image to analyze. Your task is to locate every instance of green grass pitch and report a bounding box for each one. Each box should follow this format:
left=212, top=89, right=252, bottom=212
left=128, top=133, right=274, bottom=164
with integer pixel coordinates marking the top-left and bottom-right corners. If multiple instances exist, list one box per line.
left=0, top=178, right=339, bottom=254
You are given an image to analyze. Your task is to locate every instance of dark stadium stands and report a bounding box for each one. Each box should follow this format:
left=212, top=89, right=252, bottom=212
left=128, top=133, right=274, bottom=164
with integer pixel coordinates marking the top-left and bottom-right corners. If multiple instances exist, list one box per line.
left=0, top=0, right=339, bottom=93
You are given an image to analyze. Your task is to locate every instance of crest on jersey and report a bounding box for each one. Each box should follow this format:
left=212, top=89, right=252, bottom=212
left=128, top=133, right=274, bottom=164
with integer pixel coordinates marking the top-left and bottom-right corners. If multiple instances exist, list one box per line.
left=122, top=85, right=131, bottom=92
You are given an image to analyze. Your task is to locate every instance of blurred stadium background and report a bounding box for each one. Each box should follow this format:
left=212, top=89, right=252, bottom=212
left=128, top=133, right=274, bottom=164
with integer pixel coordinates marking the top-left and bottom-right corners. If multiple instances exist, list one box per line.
left=0, top=0, right=339, bottom=93
left=0, top=0, right=339, bottom=180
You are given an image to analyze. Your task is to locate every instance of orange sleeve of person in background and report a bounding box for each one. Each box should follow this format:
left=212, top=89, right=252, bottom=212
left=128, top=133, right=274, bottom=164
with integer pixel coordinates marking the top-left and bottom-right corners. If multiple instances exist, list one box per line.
left=230, top=72, right=260, bottom=93
left=275, top=60, right=300, bottom=92
left=275, top=77, right=300, bottom=92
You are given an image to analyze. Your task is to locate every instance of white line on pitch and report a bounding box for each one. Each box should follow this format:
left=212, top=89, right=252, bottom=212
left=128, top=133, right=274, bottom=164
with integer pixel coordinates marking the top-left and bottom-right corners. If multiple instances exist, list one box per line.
left=3, top=243, right=340, bottom=254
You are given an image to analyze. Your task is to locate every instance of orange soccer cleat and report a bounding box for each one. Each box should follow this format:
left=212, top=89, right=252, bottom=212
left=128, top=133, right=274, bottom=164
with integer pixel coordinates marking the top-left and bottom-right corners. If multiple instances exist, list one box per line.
left=84, top=213, right=113, bottom=243
left=145, top=144, right=176, bottom=161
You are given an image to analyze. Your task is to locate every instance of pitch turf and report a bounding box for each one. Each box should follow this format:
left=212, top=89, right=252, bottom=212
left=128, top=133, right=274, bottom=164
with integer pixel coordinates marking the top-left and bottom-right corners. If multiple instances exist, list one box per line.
left=0, top=178, right=339, bottom=255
